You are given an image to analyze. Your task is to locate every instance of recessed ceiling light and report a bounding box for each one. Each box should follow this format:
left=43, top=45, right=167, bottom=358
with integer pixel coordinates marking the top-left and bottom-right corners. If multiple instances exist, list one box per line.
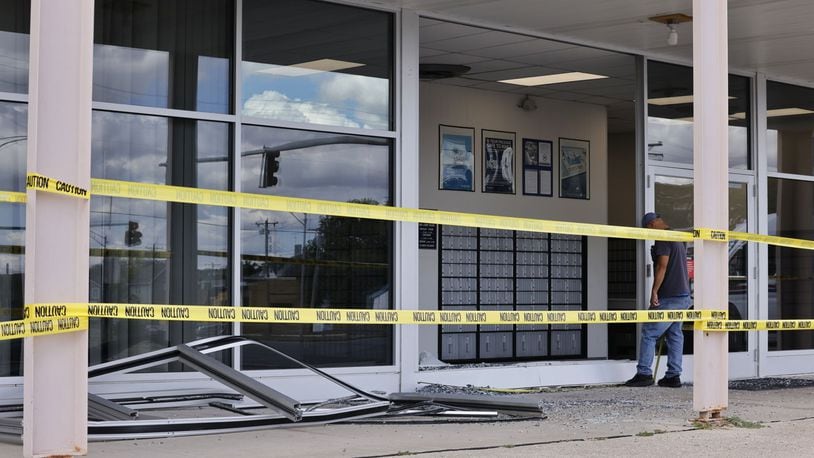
left=766, top=107, right=813, bottom=117
left=499, top=72, right=608, bottom=87
left=729, top=108, right=814, bottom=119
left=649, top=95, right=735, bottom=105
left=670, top=107, right=814, bottom=122
left=258, top=59, right=365, bottom=77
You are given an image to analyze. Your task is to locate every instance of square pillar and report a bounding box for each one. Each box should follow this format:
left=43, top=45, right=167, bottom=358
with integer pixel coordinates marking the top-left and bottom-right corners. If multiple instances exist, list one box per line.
left=692, top=0, right=729, bottom=416
left=23, top=0, right=94, bottom=455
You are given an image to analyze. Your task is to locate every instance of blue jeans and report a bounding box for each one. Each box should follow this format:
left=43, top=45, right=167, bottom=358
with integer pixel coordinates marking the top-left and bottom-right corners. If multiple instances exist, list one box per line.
left=636, top=295, right=692, bottom=378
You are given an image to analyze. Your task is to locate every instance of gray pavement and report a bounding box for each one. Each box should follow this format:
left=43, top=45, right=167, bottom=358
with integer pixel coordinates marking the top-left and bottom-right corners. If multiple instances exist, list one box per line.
left=3, top=380, right=814, bottom=456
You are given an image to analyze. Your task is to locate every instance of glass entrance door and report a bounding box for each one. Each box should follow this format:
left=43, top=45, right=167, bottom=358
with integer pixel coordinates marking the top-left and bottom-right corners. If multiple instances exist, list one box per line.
left=646, top=167, right=756, bottom=378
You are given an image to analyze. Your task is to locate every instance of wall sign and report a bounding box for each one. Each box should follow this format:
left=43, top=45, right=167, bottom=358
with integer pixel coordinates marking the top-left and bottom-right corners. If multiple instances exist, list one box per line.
left=419, top=223, right=437, bottom=249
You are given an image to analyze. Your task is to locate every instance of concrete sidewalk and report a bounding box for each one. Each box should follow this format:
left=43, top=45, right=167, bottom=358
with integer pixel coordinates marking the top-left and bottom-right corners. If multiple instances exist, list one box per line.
left=3, top=380, right=814, bottom=456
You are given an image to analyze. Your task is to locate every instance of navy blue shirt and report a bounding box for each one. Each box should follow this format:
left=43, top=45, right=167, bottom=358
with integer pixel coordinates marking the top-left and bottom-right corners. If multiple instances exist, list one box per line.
left=651, top=241, right=690, bottom=297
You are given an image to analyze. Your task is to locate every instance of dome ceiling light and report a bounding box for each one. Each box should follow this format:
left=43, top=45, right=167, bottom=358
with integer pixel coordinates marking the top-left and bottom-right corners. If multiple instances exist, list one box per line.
left=649, top=13, right=693, bottom=46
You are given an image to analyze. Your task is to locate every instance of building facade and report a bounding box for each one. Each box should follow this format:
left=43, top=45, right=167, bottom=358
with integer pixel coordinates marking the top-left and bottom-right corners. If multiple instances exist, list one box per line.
left=2, top=0, right=814, bottom=402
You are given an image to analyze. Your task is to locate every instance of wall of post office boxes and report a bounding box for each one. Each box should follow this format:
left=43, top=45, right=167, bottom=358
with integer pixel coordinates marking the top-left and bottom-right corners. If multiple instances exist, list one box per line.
left=439, top=225, right=587, bottom=362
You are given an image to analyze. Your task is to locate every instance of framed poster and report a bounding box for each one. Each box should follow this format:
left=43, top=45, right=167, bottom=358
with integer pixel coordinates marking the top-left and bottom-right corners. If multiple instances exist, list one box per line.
left=439, top=125, right=475, bottom=192
left=559, top=137, right=590, bottom=199
left=522, top=138, right=553, bottom=196
left=482, top=129, right=516, bottom=194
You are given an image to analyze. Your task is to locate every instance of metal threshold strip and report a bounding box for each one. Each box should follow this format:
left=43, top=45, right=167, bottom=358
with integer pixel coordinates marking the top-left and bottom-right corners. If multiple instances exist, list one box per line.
left=388, top=392, right=545, bottom=418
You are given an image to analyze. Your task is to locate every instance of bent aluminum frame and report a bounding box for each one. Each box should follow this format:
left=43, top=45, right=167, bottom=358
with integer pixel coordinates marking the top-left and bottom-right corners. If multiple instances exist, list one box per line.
left=84, top=336, right=390, bottom=439
left=388, top=392, right=545, bottom=418
left=1, top=336, right=390, bottom=441
left=2, top=336, right=540, bottom=441
left=88, top=403, right=390, bottom=440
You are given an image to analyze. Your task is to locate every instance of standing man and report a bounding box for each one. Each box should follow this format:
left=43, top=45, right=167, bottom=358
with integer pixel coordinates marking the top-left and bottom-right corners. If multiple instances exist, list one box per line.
left=625, top=212, right=691, bottom=388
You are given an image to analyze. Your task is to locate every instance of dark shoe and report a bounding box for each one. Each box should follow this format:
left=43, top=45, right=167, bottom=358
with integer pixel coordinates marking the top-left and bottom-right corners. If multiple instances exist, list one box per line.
left=658, top=375, right=682, bottom=388
left=624, top=373, right=654, bottom=387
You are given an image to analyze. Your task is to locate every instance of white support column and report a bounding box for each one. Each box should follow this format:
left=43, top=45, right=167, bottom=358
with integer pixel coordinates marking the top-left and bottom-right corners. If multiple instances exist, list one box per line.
left=692, top=0, right=729, bottom=417
left=397, top=9, right=420, bottom=391
left=23, top=0, right=93, bottom=456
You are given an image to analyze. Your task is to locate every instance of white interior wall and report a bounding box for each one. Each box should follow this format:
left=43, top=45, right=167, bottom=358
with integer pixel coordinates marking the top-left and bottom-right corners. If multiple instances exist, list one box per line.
left=418, top=82, right=609, bottom=361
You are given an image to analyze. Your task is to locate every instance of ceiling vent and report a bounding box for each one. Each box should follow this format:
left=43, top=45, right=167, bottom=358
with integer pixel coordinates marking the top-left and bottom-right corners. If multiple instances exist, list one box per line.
left=419, top=64, right=471, bottom=80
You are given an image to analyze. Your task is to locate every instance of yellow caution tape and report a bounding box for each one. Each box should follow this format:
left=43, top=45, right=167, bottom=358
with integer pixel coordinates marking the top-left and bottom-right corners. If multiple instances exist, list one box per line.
left=693, top=228, right=729, bottom=242
left=14, top=301, right=814, bottom=338
left=0, top=190, right=26, bottom=204
left=729, top=231, right=814, bottom=251
left=698, top=319, right=814, bottom=331
left=0, top=316, right=88, bottom=341
left=26, top=173, right=89, bottom=200
left=8, top=177, right=814, bottom=250
left=22, top=303, right=726, bottom=326
left=90, top=179, right=691, bottom=242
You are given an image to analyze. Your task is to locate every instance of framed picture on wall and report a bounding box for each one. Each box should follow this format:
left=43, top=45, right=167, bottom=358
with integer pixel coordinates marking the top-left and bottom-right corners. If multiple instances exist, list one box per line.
left=482, top=129, right=516, bottom=194
left=439, top=125, right=475, bottom=192
left=522, top=138, right=553, bottom=196
left=559, top=137, right=590, bottom=199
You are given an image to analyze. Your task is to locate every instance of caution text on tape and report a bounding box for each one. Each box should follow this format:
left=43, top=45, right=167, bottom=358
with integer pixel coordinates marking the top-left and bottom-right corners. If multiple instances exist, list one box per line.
left=25, top=303, right=727, bottom=325
left=0, top=316, right=88, bottom=341
left=6, top=177, right=814, bottom=250
left=693, top=228, right=729, bottom=242
left=26, top=173, right=89, bottom=200
left=90, top=179, right=693, bottom=243
left=698, top=319, right=814, bottom=331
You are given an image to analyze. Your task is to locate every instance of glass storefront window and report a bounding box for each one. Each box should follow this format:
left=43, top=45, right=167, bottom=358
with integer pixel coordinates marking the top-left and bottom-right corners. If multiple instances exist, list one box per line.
left=240, top=125, right=393, bottom=368
left=654, top=174, right=750, bottom=352
left=90, top=111, right=232, bottom=366
left=647, top=61, right=751, bottom=169
left=767, top=81, right=814, bottom=175
left=0, top=100, right=26, bottom=376
left=0, top=0, right=29, bottom=94
left=93, top=0, right=234, bottom=113
left=0, top=101, right=25, bottom=191
left=767, top=177, right=814, bottom=350
left=241, top=0, right=393, bottom=130
left=0, top=203, right=23, bottom=376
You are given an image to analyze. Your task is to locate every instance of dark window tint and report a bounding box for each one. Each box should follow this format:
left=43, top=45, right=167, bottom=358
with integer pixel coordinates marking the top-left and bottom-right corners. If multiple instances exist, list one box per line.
left=93, top=0, right=234, bottom=113
left=0, top=202, right=24, bottom=376
left=0, top=99, right=26, bottom=376
left=241, top=0, right=393, bottom=130
left=767, top=178, right=814, bottom=350
left=647, top=61, right=751, bottom=169
left=767, top=81, right=814, bottom=175
left=0, top=101, right=26, bottom=191
left=0, top=0, right=29, bottom=94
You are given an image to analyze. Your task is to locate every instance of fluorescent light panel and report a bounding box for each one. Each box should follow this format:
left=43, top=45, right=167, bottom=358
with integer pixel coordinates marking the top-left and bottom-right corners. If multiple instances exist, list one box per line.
left=258, top=59, right=365, bottom=77
left=649, top=95, right=735, bottom=106
left=729, top=108, right=814, bottom=120
left=499, top=72, right=608, bottom=87
left=671, top=107, right=814, bottom=122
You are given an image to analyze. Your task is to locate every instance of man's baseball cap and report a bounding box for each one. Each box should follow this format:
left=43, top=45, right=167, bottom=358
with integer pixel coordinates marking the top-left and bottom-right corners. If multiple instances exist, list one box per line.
left=641, top=212, right=660, bottom=227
